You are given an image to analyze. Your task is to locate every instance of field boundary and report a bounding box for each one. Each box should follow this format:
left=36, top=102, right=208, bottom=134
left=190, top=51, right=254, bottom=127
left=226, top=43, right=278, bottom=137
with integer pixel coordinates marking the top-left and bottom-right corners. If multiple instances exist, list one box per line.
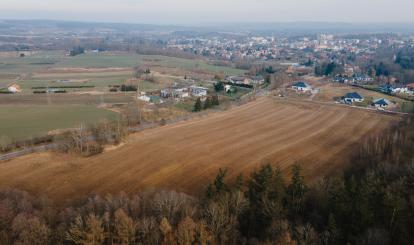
left=0, top=107, right=221, bottom=162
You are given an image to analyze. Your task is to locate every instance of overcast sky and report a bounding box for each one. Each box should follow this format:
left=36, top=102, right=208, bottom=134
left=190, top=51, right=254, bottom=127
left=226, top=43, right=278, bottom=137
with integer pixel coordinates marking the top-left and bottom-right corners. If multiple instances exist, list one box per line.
left=1, top=0, right=413, bottom=25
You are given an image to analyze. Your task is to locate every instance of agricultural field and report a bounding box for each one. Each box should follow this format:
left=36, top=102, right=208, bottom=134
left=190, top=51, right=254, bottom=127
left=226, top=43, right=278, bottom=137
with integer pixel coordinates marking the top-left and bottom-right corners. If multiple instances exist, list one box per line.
left=0, top=104, right=119, bottom=141
left=0, top=97, right=399, bottom=203
left=0, top=51, right=246, bottom=93
left=0, top=51, right=246, bottom=141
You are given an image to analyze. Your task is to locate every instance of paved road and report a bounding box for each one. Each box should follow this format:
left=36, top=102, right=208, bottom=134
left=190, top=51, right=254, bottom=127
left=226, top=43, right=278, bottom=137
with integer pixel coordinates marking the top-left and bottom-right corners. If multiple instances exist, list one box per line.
left=0, top=144, right=58, bottom=161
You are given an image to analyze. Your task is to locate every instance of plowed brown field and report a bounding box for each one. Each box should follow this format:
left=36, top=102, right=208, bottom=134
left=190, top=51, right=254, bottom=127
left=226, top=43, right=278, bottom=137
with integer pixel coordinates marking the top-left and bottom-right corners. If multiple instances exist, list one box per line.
left=0, top=97, right=399, bottom=202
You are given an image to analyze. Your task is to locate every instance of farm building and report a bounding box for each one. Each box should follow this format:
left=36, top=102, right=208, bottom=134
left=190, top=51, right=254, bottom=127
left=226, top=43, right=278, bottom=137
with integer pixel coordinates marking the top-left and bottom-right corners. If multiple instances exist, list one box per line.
left=161, top=88, right=189, bottom=99
left=149, top=96, right=163, bottom=104
left=292, top=81, right=312, bottom=91
left=190, top=86, right=208, bottom=97
left=47, top=88, right=66, bottom=93
left=7, top=83, right=22, bottom=93
left=228, top=76, right=251, bottom=85
left=342, top=92, right=364, bottom=103
left=373, top=98, right=391, bottom=108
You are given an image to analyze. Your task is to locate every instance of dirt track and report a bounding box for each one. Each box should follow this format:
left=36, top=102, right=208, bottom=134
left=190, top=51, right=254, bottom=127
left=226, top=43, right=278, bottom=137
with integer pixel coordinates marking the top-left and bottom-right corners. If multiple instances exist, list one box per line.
left=0, top=97, right=399, bottom=202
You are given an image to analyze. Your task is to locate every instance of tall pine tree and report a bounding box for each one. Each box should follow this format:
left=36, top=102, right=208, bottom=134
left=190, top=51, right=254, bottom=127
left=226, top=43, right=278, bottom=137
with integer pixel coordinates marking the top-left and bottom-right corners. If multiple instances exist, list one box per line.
left=193, top=98, right=202, bottom=112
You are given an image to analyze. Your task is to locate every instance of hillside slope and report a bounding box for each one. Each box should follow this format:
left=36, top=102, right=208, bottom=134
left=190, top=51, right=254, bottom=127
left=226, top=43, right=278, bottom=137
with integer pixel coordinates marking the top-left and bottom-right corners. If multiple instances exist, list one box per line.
left=0, top=97, right=398, bottom=202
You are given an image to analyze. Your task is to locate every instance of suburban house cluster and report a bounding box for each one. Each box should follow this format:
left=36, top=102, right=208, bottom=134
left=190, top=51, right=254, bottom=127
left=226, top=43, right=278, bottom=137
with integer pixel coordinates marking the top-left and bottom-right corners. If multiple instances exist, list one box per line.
left=379, top=83, right=414, bottom=96
left=138, top=85, right=209, bottom=104
left=226, top=76, right=264, bottom=88
left=341, top=92, right=394, bottom=109
left=333, top=74, right=374, bottom=84
left=161, top=85, right=208, bottom=98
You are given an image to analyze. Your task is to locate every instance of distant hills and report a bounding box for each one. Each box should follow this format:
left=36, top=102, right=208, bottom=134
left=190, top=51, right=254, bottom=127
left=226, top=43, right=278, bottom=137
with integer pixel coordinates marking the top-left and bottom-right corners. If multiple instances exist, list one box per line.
left=0, top=19, right=413, bottom=35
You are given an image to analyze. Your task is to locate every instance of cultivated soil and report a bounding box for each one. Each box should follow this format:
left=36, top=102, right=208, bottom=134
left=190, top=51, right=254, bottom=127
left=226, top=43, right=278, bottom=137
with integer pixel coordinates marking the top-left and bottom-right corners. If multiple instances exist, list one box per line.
left=0, top=97, right=399, bottom=203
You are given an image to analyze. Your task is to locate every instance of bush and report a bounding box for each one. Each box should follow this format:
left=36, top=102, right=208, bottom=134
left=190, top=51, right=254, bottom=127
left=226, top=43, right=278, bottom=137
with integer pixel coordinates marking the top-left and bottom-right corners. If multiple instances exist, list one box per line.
left=401, top=102, right=414, bottom=114
left=120, top=85, right=138, bottom=92
left=81, top=141, right=104, bottom=157
left=70, top=46, right=85, bottom=56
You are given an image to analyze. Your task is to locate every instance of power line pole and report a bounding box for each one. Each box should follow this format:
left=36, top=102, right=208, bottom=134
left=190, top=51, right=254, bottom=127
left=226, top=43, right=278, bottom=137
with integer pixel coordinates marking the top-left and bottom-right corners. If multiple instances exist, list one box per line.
left=137, top=79, right=142, bottom=124
left=46, top=85, right=51, bottom=105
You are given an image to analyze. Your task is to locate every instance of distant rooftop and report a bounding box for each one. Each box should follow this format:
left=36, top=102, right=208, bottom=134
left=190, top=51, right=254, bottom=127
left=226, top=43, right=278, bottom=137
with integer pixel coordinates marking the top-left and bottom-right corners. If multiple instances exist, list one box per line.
left=293, top=81, right=311, bottom=88
left=344, top=92, right=363, bottom=99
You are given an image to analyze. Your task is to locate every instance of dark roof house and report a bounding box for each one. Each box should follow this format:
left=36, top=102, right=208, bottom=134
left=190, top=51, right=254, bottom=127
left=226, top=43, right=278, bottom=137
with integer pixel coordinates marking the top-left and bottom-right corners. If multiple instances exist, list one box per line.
left=292, top=81, right=312, bottom=91
left=373, top=98, right=391, bottom=107
left=344, top=92, right=363, bottom=99
left=293, top=81, right=309, bottom=88
left=343, top=92, right=364, bottom=103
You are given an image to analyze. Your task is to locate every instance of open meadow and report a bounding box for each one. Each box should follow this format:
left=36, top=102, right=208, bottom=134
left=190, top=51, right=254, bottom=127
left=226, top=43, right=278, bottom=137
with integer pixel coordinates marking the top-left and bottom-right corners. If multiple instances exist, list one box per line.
left=0, top=51, right=246, bottom=91
left=0, top=97, right=399, bottom=203
left=0, top=104, right=119, bottom=141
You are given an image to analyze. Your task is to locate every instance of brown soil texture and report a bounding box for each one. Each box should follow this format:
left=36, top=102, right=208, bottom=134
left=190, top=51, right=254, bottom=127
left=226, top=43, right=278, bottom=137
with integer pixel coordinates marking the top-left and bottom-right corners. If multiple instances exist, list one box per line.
left=0, top=97, right=399, bottom=203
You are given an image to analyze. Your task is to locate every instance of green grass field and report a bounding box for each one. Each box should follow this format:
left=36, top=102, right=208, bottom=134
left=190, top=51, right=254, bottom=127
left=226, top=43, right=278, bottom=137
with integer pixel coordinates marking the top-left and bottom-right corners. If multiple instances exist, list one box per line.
left=0, top=51, right=245, bottom=94
left=0, top=51, right=246, bottom=142
left=0, top=105, right=119, bottom=141
left=0, top=51, right=246, bottom=77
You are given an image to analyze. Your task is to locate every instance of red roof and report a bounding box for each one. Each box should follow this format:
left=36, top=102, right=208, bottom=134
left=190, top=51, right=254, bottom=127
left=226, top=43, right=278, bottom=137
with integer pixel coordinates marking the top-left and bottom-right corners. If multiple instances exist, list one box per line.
left=406, top=83, right=414, bottom=89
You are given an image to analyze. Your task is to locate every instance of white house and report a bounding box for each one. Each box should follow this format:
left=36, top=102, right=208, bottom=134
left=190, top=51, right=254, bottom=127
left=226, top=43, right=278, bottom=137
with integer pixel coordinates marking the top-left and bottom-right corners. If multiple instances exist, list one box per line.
left=229, top=76, right=251, bottom=85
left=173, top=88, right=190, bottom=99
left=292, top=81, right=312, bottom=91
left=190, top=86, right=208, bottom=97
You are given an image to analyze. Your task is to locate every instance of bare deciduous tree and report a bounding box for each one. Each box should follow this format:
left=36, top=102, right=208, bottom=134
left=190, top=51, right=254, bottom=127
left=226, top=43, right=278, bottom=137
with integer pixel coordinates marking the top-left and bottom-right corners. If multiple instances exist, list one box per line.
left=12, top=214, right=50, bottom=245
left=176, top=216, right=196, bottom=245
left=113, top=209, right=136, bottom=245
left=66, top=214, right=105, bottom=245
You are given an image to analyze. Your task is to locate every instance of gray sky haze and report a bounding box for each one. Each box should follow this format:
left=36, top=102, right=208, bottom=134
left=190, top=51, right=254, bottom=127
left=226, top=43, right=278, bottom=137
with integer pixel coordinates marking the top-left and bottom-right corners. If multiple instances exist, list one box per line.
left=1, top=0, right=413, bottom=25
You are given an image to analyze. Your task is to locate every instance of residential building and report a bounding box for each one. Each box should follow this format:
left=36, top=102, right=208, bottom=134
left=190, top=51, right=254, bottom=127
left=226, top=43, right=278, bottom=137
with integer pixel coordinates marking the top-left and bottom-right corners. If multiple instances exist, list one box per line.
left=292, top=81, right=312, bottom=91
left=190, top=86, right=208, bottom=97
left=342, top=92, right=364, bottom=103
left=373, top=98, right=391, bottom=108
